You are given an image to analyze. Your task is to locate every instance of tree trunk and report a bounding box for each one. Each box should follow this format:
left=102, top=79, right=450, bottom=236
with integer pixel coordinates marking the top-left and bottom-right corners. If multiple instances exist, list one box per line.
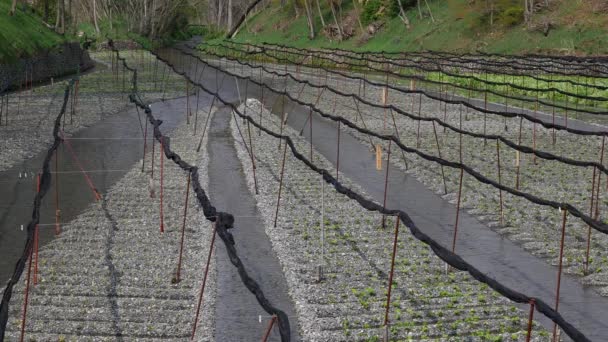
left=93, top=0, right=100, bottom=34
left=109, top=6, right=113, bottom=32
left=227, top=0, right=266, bottom=38
left=396, top=0, right=410, bottom=29
left=351, top=0, right=363, bottom=31
left=44, top=0, right=49, bottom=22
left=140, top=0, right=147, bottom=33
left=217, top=0, right=224, bottom=28
left=9, top=0, right=17, bottom=16
left=423, top=0, right=434, bottom=22
left=328, top=0, right=342, bottom=40
left=303, top=0, right=315, bottom=39
left=60, top=0, right=65, bottom=33
left=315, top=0, right=325, bottom=28
left=227, top=0, right=232, bottom=31
left=68, top=0, right=72, bottom=30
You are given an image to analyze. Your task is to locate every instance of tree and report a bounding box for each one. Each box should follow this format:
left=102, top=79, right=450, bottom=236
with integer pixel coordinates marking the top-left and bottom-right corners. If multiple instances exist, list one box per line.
left=228, top=0, right=233, bottom=30
left=92, top=0, right=100, bottom=34
left=328, top=0, right=342, bottom=40
left=55, top=0, right=65, bottom=33
left=315, top=0, right=326, bottom=28
left=9, top=0, right=17, bottom=16
left=303, top=0, right=315, bottom=39
left=44, top=0, right=50, bottom=22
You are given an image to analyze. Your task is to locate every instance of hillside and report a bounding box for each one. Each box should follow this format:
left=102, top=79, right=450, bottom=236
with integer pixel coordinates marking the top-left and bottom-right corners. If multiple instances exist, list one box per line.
left=223, top=0, right=608, bottom=55
left=0, top=0, right=65, bottom=63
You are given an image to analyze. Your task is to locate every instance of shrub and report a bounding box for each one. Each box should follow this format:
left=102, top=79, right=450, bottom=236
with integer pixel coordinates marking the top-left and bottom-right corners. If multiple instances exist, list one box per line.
left=498, top=6, right=524, bottom=27
left=361, top=0, right=384, bottom=25
left=387, top=0, right=416, bottom=18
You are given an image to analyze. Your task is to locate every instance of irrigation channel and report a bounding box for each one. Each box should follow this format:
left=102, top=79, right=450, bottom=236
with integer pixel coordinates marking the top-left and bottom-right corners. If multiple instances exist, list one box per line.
left=2, top=40, right=608, bottom=341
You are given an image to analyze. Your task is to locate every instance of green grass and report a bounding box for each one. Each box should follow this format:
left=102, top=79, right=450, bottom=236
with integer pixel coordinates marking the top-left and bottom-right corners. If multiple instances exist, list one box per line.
left=216, top=0, right=608, bottom=55
left=0, top=0, right=65, bottom=63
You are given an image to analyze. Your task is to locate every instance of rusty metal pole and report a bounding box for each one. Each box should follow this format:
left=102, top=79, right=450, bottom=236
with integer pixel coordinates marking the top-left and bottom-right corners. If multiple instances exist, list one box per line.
left=585, top=136, right=605, bottom=273
left=416, top=94, right=422, bottom=148
left=515, top=117, right=523, bottom=190
left=552, top=208, right=568, bottom=341
left=533, top=90, right=538, bottom=165
left=142, top=119, right=148, bottom=172
left=274, top=141, right=289, bottom=228
left=259, top=84, right=264, bottom=136
left=381, top=141, right=392, bottom=228
left=33, top=173, right=40, bottom=286
left=151, top=135, right=156, bottom=178
left=594, top=136, right=605, bottom=219
left=175, top=172, right=191, bottom=283
left=19, top=243, right=33, bottom=342
left=336, top=121, right=341, bottom=181
left=309, top=108, right=313, bottom=162
left=585, top=167, right=598, bottom=274
left=496, top=140, right=504, bottom=226
left=452, top=168, right=465, bottom=253
left=186, top=80, right=191, bottom=124
left=197, top=96, right=216, bottom=153
left=261, top=315, right=278, bottom=342
left=526, top=299, right=536, bottom=342
left=383, top=217, right=400, bottom=330
left=54, top=145, right=61, bottom=235
left=389, top=108, right=409, bottom=170
left=191, top=222, right=217, bottom=340
left=432, top=121, right=447, bottom=194
left=353, top=99, right=376, bottom=151
left=159, top=137, right=165, bottom=234
left=552, top=90, right=557, bottom=145
left=247, top=120, right=259, bottom=194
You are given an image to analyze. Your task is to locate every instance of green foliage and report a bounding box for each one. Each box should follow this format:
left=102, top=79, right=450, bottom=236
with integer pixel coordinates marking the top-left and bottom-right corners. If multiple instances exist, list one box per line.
left=0, top=0, right=65, bottom=63
left=497, top=6, right=524, bottom=27
left=427, top=71, right=608, bottom=109
left=468, top=0, right=524, bottom=30
left=387, top=0, right=415, bottom=18
left=361, top=0, right=384, bottom=25
left=361, top=0, right=415, bottom=24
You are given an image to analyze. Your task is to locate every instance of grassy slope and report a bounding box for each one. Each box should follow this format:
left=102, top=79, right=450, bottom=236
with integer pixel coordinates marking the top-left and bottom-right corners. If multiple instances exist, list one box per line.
left=221, top=0, right=608, bottom=55
left=0, top=0, right=65, bottom=63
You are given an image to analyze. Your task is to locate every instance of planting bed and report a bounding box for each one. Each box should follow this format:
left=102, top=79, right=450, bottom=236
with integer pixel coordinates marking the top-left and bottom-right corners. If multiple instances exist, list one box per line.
left=0, top=50, right=186, bottom=173
left=3, top=109, right=216, bottom=341
left=207, top=55, right=608, bottom=298
left=229, top=98, right=548, bottom=341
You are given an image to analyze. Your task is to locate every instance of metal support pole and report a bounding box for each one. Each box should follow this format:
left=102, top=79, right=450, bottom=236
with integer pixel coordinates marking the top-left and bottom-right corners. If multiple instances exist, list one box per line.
left=261, top=315, right=278, bottom=342
left=452, top=168, right=465, bottom=253
left=175, top=172, right=191, bottom=283
left=19, top=244, right=33, bottom=342
left=526, top=299, right=536, bottom=342
left=552, top=209, right=568, bottom=341
left=381, top=141, right=392, bottom=228
left=274, top=141, right=289, bottom=228
left=383, top=217, right=400, bottom=328
left=432, top=122, right=447, bottom=194
left=247, top=120, right=259, bottom=194
left=496, top=140, right=504, bottom=226
left=191, top=222, right=217, bottom=340
left=159, top=137, right=165, bottom=233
